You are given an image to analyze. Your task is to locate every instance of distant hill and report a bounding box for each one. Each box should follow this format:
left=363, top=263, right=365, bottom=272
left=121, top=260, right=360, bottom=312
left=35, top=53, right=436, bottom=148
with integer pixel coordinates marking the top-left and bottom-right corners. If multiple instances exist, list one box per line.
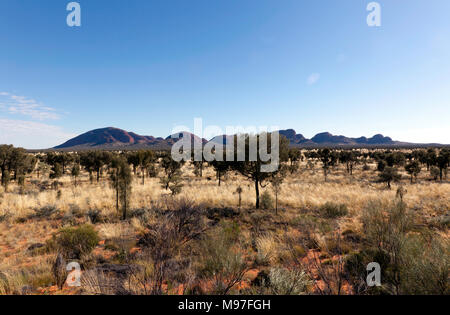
left=52, top=127, right=444, bottom=151
left=282, top=130, right=401, bottom=147
left=54, top=127, right=205, bottom=150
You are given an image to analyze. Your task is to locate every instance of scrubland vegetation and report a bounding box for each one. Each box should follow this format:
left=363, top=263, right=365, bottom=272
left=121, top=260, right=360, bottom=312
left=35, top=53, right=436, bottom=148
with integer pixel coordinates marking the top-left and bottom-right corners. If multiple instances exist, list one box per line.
left=0, top=142, right=449, bottom=295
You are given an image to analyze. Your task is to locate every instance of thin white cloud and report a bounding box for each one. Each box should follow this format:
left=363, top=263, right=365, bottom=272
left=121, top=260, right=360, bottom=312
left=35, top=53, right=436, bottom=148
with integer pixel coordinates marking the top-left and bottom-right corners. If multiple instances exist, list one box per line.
left=0, top=93, right=60, bottom=120
left=0, top=119, right=76, bottom=149
left=307, top=73, right=320, bottom=85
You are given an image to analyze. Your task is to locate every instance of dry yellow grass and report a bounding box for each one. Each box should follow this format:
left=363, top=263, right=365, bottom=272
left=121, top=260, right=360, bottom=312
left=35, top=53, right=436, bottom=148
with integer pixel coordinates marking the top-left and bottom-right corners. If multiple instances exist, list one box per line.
left=0, top=159, right=448, bottom=294
left=1, top=161, right=448, bottom=221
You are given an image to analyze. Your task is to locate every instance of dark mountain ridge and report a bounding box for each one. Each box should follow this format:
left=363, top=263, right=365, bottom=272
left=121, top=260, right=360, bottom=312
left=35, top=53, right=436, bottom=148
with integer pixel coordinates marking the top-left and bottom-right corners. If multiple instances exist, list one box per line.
left=52, top=127, right=444, bottom=151
left=54, top=127, right=207, bottom=150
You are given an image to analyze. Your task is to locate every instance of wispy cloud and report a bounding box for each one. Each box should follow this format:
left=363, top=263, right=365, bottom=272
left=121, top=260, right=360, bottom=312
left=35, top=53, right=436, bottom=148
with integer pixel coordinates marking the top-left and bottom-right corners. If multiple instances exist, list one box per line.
left=307, top=73, right=320, bottom=85
left=0, top=119, right=76, bottom=149
left=0, top=92, right=60, bottom=120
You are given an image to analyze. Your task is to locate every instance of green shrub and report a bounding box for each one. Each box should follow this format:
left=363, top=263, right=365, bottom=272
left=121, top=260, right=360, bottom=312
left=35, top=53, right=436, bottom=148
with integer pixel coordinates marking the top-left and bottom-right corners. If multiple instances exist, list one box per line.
left=260, top=191, right=274, bottom=210
left=324, top=237, right=352, bottom=255
left=430, top=166, right=440, bottom=181
left=319, top=202, right=348, bottom=218
left=56, top=224, right=99, bottom=259
left=199, top=226, right=248, bottom=295
left=220, top=220, right=241, bottom=242
left=400, top=235, right=449, bottom=295
left=358, top=199, right=450, bottom=294
left=345, top=248, right=390, bottom=280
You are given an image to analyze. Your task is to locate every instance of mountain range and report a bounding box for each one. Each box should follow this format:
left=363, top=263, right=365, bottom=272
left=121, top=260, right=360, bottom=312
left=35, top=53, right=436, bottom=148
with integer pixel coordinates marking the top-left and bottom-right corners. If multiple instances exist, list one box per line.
left=52, top=127, right=443, bottom=151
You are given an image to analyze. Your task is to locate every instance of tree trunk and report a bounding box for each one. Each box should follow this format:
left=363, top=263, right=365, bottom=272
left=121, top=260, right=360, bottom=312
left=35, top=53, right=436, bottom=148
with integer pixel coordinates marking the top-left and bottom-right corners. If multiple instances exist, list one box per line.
left=0, top=167, right=5, bottom=185
left=275, top=192, right=278, bottom=215
left=255, top=179, right=260, bottom=209
left=123, top=182, right=127, bottom=220
left=115, top=171, right=119, bottom=213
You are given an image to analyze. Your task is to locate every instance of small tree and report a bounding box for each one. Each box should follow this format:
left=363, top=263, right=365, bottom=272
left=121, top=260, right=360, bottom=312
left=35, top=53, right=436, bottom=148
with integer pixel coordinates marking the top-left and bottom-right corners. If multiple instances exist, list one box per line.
left=377, top=160, right=387, bottom=172
left=436, top=150, right=449, bottom=182
left=80, top=151, right=111, bottom=183
left=59, top=153, right=73, bottom=174
left=211, top=160, right=229, bottom=187
left=378, top=166, right=401, bottom=189
left=192, top=150, right=205, bottom=178
left=288, top=148, right=301, bottom=174
left=2, top=170, right=10, bottom=192
left=270, top=167, right=286, bottom=215
left=405, top=161, right=421, bottom=183
left=71, top=164, right=80, bottom=186
left=36, top=160, right=49, bottom=179
left=137, top=150, right=156, bottom=185
left=430, top=166, right=440, bottom=181
left=230, top=133, right=289, bottom=209
left=160, top=155, right=184, bottom=195
left=110, top=157, right=133, bottom=220
left=339, top=150, right=357, bottom=175
left=193, top=161, right=204, bottom=177
left=235, top=186, right=243, bottom=209
left=18, top=174, right=25, bottom=194
left=50, top=163, right=63, bottom=180
left=168, top=173, right=184, bottom=195
left=0, top=145, right=13, bottom=187
left=425, top=149, right=437, bottom=171
left=318, top=148, right=337, bottom=182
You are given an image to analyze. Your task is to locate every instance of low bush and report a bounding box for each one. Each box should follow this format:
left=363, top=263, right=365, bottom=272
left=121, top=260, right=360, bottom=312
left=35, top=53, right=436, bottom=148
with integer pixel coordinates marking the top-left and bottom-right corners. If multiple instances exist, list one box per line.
left=260, top=191, right=274, bottom=210
left=199, top=226, right=248, bottom=295
left=56, top=224, right=99, bottom=259
left=87, top=209, right=104, bottom=224
left=319, top=202, right=348, bottom=218
left=0, top=211, right=10, bottom=223
left=34, top=205, right=60, bottom=219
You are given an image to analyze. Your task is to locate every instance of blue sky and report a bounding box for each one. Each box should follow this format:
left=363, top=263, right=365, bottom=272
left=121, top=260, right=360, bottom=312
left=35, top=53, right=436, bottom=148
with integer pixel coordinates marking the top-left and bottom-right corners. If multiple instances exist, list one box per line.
left=1, top=0, right=449, bottom=148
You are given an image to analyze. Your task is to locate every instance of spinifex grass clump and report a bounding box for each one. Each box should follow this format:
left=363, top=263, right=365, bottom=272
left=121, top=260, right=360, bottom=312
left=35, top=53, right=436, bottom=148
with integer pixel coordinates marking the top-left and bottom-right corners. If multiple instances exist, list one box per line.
left=319, top=202, right=348, bottom=218
left=56, top=224, right=99, bottom=259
